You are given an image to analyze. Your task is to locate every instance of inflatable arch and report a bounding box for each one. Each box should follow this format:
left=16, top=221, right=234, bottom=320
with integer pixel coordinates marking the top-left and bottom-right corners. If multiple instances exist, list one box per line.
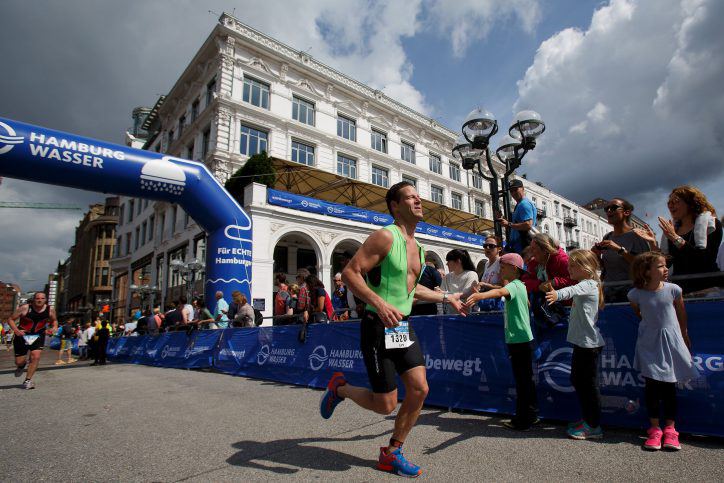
left=0, top=117, right=252, bottom=303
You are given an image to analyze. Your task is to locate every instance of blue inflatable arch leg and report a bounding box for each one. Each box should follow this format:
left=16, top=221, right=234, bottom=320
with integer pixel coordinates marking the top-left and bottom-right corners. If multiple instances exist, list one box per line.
left=0, top=117, right=252, bottom=303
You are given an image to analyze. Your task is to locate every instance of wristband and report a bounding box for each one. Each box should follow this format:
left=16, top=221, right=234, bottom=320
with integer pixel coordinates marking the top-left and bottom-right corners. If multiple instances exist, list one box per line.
left=442, top=292, right=449, bottom=304
left=675, top=235, right=686, bottom=248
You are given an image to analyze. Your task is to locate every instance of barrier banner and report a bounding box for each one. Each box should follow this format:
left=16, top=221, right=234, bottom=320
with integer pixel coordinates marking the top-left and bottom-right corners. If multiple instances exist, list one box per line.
left=184, top=330, right=222, bottom=368
left=107, top=301, right=724, bottom=436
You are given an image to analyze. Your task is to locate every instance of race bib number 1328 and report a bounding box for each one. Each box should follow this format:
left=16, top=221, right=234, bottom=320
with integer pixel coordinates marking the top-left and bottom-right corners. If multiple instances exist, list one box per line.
left=385, top=320, right=413, bottom=349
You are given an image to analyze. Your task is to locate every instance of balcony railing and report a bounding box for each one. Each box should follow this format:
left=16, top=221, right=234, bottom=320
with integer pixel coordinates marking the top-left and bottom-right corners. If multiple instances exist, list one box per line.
left=537, top=208, right=547, bottom=219
left=564, top=216, right=578, bottom=227
left=566, top=241, right=580, bottom=251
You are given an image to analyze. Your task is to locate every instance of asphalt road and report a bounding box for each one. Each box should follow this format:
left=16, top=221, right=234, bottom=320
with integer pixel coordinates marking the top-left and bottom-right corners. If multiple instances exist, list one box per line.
left=1, top=347, right=722, bottom=482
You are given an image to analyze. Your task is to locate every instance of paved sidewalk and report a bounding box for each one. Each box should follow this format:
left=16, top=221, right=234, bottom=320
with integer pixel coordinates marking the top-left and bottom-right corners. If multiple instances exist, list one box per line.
left=1, top=348, right=722, bottom=481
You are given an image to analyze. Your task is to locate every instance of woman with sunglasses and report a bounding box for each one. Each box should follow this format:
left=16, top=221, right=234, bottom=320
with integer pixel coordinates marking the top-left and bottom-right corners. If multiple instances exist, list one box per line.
left=593, top=198, right=655, bottom=303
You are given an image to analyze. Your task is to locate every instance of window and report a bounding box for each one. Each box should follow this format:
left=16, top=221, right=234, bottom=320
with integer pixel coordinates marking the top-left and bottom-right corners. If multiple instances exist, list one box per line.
left=148, top=215, right=155, bottom=241
left=168, top=130, right=174, bottom=147
left=156, top=256, right=164, bottom=289
left=371, top=165, right=389, bottom=188
left=273, top=246, right=288, bottom=273
left=206, top=76, right=216, bottom=107
left=474, top=199, right=485, bottom=217
left=115, top=236, right=122, bottom=257
left=337, top=115, right=356, bottom=141
left=292, top=96, right=315, bottom=125
left=136, top=198, right=142, bottom=215
left=202, top=127, right=211, bottom=158
left=401, top=141, right=415, bottom=164
left=125, top=233, right=131, bottom=254
left=371, top=129, right=387, bottom=153
left=178, top=115, right=185, bottom=136
left=171, top=205, right=178, bottom=234
left=135, top=227, right=140, bottom=250
left=95, top=267, right=101, bottom=287
left=291, top=140, right=315, bottom=166
left=194, top=236, right=206, bottom=259
left=168, top=247, right=186, bottom=288
left=184, top=211, right=190, bottom=228
left=128, top=200, right=134, bottom=222
left=429, top=153, right=442, bottom=174
left=118, top=205, right=124, bottom=226
left=472, top=171, right=483, bottom=189
left=242, top=76, right=270, bottom=109
left=191, top=99, right=199, bottom=122
left=449, top=162, right=461, bottom=182
left=336, top=153, right=357, bottom=178
left=141, top=222, right=147, bottom=246
left=96, top=246, right=102, bottom=261
left=402, top=175, right=417, bottom=188
left=101, top=267, right=109, bottom=287
left=159, top=213, right=165, bottom=241
left=240, top=125, right=268, bottom=156
left=431, top=185, right=444, bottom=204
left=451, top=192, right=463, bottom=210
left=187, top=141, right=194, bottom=160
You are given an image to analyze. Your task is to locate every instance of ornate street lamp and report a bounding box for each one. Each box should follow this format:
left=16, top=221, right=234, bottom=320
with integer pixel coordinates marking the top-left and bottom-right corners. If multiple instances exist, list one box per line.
left=170, top=258, right=205, bottom=301
left=454, top=108, right=545, bottom=240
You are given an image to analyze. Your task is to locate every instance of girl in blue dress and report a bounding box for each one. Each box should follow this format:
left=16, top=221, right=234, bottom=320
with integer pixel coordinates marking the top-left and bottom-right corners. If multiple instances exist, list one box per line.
left=628, top=252, right=698, bottom=451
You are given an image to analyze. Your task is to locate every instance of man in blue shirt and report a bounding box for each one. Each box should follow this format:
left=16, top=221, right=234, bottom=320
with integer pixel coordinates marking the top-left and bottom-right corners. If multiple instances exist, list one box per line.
left=498, top=179, right=537, bottom=254
left=214, top=291, right=230, bottom=329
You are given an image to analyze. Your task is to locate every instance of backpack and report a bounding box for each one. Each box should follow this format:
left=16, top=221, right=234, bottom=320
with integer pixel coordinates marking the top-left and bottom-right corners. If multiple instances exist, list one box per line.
left=274, top=290, right=290, bottom=316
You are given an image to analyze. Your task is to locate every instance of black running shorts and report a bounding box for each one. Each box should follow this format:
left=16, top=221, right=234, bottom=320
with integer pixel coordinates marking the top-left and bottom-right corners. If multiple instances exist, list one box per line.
left=360, top=311, right=424, bottom=393
left=13, top=333, right=45, bottom=356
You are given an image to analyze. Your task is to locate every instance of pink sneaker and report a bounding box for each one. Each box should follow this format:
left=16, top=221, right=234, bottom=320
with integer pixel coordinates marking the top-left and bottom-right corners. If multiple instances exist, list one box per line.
left=643, top=426, right=663, bottom=451
left=662, top=426, right=681, bottom=451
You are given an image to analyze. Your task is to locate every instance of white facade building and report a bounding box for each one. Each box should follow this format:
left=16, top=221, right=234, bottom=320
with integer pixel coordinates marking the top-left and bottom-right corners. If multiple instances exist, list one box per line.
left=111, top=13, right=609, bottom=323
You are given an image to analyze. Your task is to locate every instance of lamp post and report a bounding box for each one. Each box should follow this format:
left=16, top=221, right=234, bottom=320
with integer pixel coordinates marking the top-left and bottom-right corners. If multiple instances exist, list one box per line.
left=129, top=284, right=159, bottom=312
left=453, top=108, right=545, bottom=241
left=170, top=258, right=205, bottom=302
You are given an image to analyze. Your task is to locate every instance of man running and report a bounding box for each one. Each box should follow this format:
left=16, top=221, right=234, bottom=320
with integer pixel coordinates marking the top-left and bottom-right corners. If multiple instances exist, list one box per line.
left=320, top=181, right=464, bottom=477
left=7, top=292, right=58, bottom=389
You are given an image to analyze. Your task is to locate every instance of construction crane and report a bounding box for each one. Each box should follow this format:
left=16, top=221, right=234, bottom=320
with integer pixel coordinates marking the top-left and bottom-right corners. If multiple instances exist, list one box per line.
left=0, top=202, right=82, bottom=210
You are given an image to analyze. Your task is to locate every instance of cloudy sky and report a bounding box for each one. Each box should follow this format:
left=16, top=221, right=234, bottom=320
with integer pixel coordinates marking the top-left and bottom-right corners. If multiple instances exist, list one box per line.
left=1, top=0, right=722, bottom=291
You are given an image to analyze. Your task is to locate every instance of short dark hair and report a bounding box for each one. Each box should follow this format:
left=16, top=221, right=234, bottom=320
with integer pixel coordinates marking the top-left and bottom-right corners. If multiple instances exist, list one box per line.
left=179, top=295, right=187, bottom=304
left=386, top=181, right=415, bottom=214
left=275, top=273, right=287, bottom=285
left=611, top=197, right=634, bottom=221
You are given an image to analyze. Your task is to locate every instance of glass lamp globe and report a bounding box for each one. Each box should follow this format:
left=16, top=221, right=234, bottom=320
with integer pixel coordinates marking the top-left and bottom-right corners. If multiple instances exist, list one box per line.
left=495, top=135, right=522, bottom=162
left=509, top=110, right=545, bottom=140
left=462, top=107, right=497, bottom=144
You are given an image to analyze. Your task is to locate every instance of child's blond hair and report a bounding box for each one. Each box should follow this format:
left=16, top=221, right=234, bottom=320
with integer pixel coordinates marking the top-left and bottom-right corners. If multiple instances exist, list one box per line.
left=568, top=249, right=605, bottom=309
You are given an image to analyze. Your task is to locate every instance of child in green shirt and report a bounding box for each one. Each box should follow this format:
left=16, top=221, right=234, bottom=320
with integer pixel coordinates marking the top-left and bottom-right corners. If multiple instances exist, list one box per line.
left=465, top=253, right=538, bottom=430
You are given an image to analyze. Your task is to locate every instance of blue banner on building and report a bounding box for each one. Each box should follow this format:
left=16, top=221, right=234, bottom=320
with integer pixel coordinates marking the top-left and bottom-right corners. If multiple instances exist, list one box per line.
left=267, top=189, right=484, bottom=246
left=108, top=301, right=724, bottom=437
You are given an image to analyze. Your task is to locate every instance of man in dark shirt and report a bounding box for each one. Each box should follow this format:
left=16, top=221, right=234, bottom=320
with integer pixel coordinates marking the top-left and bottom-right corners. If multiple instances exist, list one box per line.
left=410, top=254, right=442, bottom=316
left=163, top=302, right=184, bottom=331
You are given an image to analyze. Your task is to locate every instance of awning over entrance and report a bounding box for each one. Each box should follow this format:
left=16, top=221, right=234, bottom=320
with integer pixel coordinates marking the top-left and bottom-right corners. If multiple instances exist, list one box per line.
left=271, top=158, right=494, bottom=236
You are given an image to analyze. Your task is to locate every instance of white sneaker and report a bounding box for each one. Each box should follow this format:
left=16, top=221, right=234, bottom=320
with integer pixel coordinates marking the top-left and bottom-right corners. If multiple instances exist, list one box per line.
left=23, top=379, right=35, bottom=390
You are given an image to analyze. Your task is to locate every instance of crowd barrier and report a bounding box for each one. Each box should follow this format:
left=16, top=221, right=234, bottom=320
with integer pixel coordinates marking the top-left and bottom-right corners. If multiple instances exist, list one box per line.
left=106, top=301, right=724, bottom=437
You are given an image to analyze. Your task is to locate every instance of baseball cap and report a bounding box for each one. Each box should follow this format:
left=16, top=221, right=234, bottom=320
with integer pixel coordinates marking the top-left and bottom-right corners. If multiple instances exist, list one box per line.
left=500, top=253, right=525, bottom=271
left=507, top=179, right=524, bottom=190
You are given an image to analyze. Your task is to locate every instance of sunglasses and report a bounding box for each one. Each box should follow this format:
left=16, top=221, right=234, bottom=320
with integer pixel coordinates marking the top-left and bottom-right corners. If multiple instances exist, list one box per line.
left=483, top=244, right=498, bottom=249
left=604, top=205, right=623, bottom=213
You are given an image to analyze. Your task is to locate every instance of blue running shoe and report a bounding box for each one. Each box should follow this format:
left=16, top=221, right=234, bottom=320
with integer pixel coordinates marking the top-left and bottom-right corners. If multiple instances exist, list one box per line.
left=567, top=419, right=584, bottom=430
left=320, top=372, right=346, bottom=419
left=377, top=446, right=422, bottom=478
left=567, top=422, right=603, bottom=440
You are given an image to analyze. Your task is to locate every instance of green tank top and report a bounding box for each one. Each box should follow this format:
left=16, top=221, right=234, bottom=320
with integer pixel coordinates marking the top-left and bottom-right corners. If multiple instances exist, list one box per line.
left=366, top=224, right=425, bottom=316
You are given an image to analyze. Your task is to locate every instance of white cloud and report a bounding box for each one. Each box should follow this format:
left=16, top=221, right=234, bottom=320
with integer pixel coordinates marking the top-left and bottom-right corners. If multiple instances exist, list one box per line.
left=514, top=0, right=724, bottom=224
left=427, top=0, right=541, bottom=58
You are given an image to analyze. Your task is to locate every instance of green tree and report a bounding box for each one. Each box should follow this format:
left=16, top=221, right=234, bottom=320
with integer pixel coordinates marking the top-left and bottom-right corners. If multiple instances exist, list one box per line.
left=225, top=151, right=276, bottom=204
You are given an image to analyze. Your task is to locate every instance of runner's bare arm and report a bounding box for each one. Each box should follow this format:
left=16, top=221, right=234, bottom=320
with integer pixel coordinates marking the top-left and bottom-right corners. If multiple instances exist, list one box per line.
left=341, top=228, right=402, bottom=327
left=48, top=308, right=58, bottom=335
left=414, top=285, right=466, bottom=316
left=7, top=304, right=28, bottom=336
